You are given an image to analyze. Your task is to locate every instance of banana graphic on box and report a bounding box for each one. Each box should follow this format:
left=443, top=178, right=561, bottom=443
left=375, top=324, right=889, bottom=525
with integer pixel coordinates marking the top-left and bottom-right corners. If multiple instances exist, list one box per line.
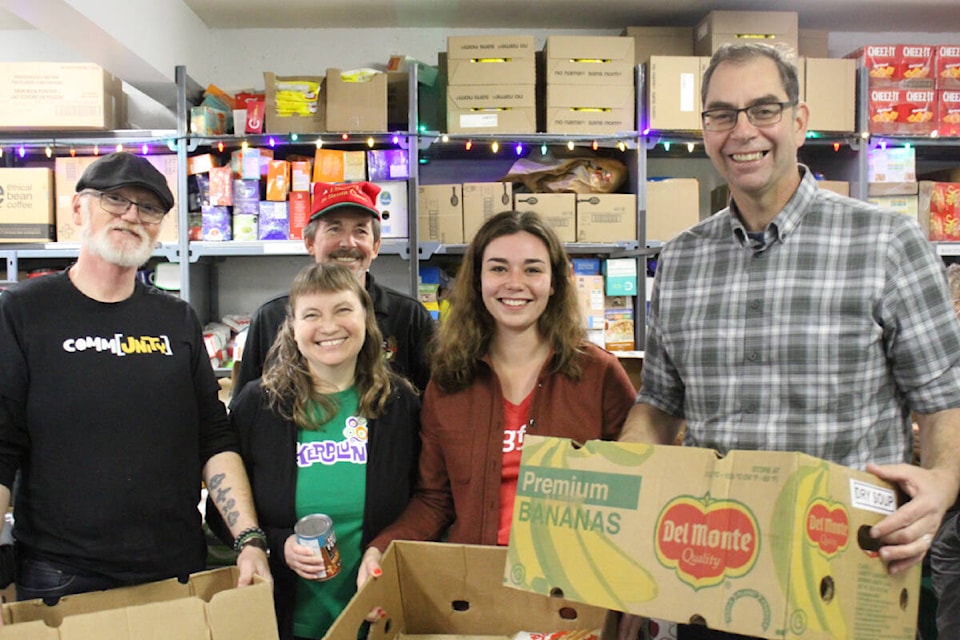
left=506, top=437, right=658, bottom=611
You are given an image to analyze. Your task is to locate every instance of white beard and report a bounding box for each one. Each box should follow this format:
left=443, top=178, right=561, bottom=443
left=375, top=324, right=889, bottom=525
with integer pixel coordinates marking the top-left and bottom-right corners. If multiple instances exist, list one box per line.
left=80, top=205, right=155, bottom=269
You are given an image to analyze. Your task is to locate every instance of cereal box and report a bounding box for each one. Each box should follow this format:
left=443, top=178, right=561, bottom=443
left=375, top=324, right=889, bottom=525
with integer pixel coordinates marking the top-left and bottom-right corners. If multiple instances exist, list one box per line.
left=506, top=436, right=920, bottom=640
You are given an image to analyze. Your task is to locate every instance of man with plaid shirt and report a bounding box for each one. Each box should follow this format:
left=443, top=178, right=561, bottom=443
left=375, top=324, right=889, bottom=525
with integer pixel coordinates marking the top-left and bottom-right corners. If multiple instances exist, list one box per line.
left=620, top=42, right=960, bottom=640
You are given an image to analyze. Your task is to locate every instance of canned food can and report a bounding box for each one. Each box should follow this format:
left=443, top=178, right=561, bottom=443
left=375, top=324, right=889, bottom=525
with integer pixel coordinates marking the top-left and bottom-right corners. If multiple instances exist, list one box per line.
left=294, top=513, right=342, bottom=581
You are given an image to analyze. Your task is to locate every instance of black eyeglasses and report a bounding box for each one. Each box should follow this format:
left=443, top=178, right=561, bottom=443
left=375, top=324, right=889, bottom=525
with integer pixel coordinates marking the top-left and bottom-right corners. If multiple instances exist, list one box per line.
left=701, top=101, right=797, bottom=132
left=82, top=190, right=168, bottom=225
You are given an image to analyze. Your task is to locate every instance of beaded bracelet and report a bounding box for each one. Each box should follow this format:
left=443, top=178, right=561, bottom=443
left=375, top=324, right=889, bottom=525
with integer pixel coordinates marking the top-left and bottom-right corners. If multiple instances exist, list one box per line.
left=233, top=526, right=268, bottom=553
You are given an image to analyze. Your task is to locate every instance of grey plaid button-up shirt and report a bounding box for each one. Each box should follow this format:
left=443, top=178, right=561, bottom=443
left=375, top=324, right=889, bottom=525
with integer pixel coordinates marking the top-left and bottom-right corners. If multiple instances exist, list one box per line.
left=639, top=166, right=960, bottom=469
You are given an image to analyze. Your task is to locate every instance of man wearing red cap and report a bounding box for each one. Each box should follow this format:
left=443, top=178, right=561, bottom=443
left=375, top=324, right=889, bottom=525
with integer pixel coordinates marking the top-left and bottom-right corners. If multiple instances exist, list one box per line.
left=233, top=180, right=433, bottom=397
left=0, top=152, right=270, bottom=605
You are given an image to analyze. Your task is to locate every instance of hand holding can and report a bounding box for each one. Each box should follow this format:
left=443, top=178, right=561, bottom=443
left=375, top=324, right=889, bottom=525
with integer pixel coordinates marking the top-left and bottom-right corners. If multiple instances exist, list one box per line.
left=294, top=514, right=342, bottom=581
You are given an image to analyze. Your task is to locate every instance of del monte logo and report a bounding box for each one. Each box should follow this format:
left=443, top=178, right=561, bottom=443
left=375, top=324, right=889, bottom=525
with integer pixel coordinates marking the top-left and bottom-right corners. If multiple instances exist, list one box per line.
left=655, top=494, right=759, bottom=590
left=805, top=498, right=849, bottom=557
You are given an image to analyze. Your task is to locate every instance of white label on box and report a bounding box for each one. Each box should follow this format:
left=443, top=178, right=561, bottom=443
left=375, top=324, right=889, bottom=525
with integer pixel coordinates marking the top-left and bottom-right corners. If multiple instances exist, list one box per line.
left=460, top=113, right=499, bottom=128
left=680, top=73, right=695, bottom=112
left=850, top=479, right=897, bottom=515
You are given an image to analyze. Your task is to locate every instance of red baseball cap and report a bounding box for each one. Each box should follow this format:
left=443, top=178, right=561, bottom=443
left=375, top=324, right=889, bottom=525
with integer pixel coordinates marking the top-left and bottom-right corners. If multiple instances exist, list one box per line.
left=310, top=181, right=382, bottom=221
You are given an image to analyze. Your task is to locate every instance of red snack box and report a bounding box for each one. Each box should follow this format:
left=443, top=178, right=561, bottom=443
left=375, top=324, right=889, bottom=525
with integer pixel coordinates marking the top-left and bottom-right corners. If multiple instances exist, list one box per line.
left=939, top=90, right=960, bottom=137
left=853, top=45, right=898, bottom=86
left=898, top=44, right=935, bottom=87
left=289, top=191, right=311, bottom=240
left=208, top=166, right=233, bottom=206
left=936, top=45, right=960, bottom=90
left=867, top=88, right=936, bottom=135
left=921, top=182, right=960, bottom=241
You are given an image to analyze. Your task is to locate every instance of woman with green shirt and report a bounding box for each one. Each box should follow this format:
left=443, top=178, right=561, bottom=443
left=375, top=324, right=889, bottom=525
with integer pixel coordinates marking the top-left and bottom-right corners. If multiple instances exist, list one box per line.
left=227, top=262, right=421, bottom=640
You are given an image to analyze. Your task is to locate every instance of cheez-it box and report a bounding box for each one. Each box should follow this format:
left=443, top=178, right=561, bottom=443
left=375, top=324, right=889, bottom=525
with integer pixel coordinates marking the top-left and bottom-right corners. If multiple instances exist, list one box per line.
left=867, top=88, right=936, bottom=135
left=851, top=45, right=934, bottom=88
left=939, top=90, right=960, bottom=137
left=936, top=45, right=960, bottom=90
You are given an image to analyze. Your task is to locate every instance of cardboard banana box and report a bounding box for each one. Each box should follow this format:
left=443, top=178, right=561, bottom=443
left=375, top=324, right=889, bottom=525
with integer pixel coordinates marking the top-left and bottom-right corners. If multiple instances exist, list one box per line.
left=505, top=436, right=920, bottom=640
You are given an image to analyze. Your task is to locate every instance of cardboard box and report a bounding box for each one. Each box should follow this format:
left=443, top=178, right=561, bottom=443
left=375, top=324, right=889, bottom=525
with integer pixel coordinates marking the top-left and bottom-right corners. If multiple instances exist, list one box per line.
left=544, top=84, right=635, bottom=134
left=506, top=435, right=921, bottom=640
left=447, top=84, right=537, bottom=133
left=544, top=36, right=635, bottom=86
left=575, top=275, right=606, bottom=330
left=263, top=72, right=325, bottom=134
left=446, top=84, right=537, bottom=134
left=0, top=62, right=123, bottom=130
left=867, top=146, right=917, bottom=184
left=867, top=182, right=918, bottom=197
left=462, top=182, right=514, bottom=241
left=0, top=566, right=277, bottom=639
left=372, top=180, right=409, bottom=238
left=647, top=56, right=705, bottom=131
left=804, top=58, right=857, bottom=133
left=898, top=45, right=936, bottom=87
left=817, top=180, right=851, bottom=197
left=621, top=26, right=694, bottom=65
left=694, top=11, right=799, bottom=57
left=418, top=184, right=463, bottom=244
left=325, top=68, right=387, bottom=132
left=849, top=45, right=935, bottom=89
left=867, top=88, right=936, bottom=135
left=54, top=155, right=180, bottom=244
left=869, top=194, right=919, bottom=220
left=514, top=192, right=577, bottom=243
left=799, top=29, right=830, bottom=58
left=939, top=89, right=960, bottom=136
left=576, top=193, right=637, bottom=243
left=0, top=168, right=54, bottom=243
left=446, top=35, right=536, bottom=86
left=919, top=181, right=960, bottom=241
left=646, top=178, right=700, bottom=242
left=936, top=45, right=960, bottom=90
left=324, top=541, right=609, bottom=640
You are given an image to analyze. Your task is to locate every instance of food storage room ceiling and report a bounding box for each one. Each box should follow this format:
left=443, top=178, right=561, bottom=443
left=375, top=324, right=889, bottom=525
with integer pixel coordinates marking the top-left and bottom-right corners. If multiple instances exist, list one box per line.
left=0, top=0, right=957, bottom=32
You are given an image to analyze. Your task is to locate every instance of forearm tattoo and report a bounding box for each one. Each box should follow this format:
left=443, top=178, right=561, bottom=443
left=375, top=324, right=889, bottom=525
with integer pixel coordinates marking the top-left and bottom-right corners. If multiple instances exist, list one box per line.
left=208, top=472, right=239, bottom=528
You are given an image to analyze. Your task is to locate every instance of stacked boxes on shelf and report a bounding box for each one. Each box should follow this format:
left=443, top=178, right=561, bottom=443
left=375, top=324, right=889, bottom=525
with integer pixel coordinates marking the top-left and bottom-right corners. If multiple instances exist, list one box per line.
left=852, top=45, right=938, bottom=135
left=866, top=146, right=919, bottom=220
left=573, top=257, right=638, bottom=351
left=445, top=35, right=537, bottom=135
left=542, top=35, right=636, bottom=134
left=186, top=145, right=413, bottom=243
left=261, top=69, right=388, bottom=134
left=644, top=11, right=855, bottom=134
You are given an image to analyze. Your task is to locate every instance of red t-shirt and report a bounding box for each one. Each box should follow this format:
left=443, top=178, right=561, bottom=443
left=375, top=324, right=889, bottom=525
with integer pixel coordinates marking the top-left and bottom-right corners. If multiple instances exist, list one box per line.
left=498, top=391, right=533, bottom=546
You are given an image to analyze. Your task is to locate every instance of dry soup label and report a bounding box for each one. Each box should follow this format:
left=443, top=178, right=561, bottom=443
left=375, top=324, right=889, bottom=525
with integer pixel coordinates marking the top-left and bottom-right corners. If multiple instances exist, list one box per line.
left=849, top=479, right=896, bottom=515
